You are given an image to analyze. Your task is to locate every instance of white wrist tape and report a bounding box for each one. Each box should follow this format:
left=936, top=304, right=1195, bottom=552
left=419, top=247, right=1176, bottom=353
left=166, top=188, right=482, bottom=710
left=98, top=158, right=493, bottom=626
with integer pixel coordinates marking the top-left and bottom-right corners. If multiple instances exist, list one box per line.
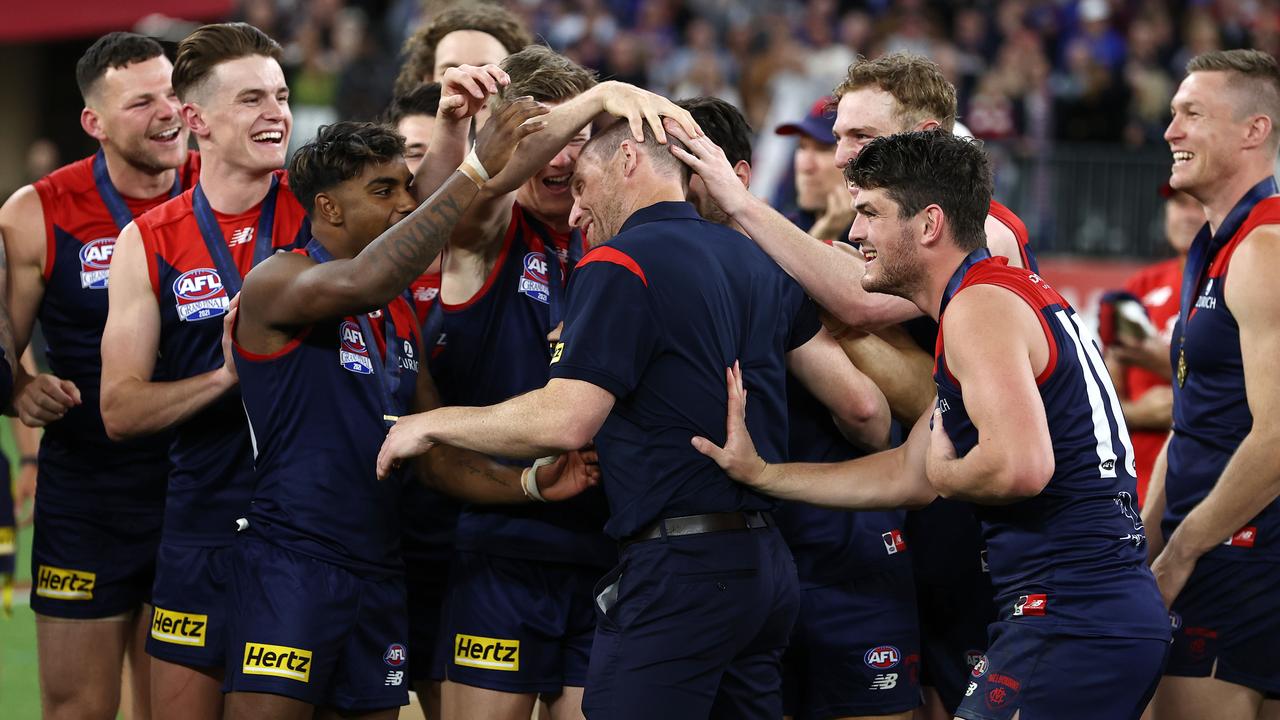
left=463, top=146, right=491, bottom=183
left=521, top=455, right=559, bottom=502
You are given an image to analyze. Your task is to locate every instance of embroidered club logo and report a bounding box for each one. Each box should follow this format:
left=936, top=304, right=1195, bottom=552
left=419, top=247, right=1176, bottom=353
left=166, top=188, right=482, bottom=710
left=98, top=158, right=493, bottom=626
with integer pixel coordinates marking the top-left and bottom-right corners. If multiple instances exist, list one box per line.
left=985, top=673, right=1021, bottom=710
left=79, top=237, right=115, bottom=289
left=518, top=252, right=551, bottom=304
left=864, top=645, right=900, bottom=670
left=339, top=321, right=373, bottom=375
left=383, top=643, right=407, bottom=667
left=173, top=268, right=228, bottom=321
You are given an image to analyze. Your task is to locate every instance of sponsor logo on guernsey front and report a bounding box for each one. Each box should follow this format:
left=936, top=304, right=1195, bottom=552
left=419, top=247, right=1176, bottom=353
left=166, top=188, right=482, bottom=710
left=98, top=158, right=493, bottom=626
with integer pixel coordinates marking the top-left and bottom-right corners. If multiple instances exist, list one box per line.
left=173, top=268, right=228, bottom=321
left=79, top=237, right=115, bottom=289
left=1224, top=525, right=1258, bottom=548
left=1012, top=593, right=1047, bottom=617
left=1196, top=279, right=1218, bottom=310
left=339, top=320, right=373, bottom=375
left=864, top=645, right=901, bottom=669
left=881, top=529, right=907, bottom=555
left=151, top=607, right=208, bottom=646
left=454, top=634, right=519, bottom=671
left=35, top=565, right=95, bottom=600
left=518, top=252, right=551, bottom=304
left=242, top=642, right=312, bottom=682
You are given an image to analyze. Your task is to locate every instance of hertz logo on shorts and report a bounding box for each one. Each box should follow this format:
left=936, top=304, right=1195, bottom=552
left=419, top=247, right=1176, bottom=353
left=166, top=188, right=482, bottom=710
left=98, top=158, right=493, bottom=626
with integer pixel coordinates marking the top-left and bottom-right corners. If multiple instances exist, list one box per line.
left=35, top=565, right=95, bottom=600
left=242, top=643, right=313, bottom=682
left=454, top=634, right=520, bottom=671
left=151, top=607, right=208, bottom=646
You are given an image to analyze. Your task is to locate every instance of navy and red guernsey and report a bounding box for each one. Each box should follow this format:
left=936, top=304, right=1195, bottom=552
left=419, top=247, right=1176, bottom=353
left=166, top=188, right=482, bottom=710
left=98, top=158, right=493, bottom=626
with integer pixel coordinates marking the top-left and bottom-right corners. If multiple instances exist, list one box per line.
left=1166, top=178, right=1280, bottom=561
left=549, top=201, right=821, bottom=540
left=134, top=170, right=310, bottom=546
left=933, top=250, right=1167, bottom=640
left=988, top=199, right=1038, bottom=273
left=424, top=203, right=614, bottom=568
left=233, top=240, right=421, bottom=576
left=30, top=150, right=200, bottom=511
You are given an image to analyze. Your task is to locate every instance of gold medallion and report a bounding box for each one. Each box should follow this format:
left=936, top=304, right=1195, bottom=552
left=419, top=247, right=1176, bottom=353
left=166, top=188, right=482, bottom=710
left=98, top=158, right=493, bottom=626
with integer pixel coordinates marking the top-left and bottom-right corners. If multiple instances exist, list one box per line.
left=1177, top=347, right=1187, bottom=388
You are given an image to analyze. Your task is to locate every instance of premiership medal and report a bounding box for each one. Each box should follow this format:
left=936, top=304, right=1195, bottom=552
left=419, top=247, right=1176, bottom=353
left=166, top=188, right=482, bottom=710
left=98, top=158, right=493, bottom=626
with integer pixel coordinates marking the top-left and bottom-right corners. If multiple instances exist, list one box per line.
left=1177, top=345, right=1187, bottom=388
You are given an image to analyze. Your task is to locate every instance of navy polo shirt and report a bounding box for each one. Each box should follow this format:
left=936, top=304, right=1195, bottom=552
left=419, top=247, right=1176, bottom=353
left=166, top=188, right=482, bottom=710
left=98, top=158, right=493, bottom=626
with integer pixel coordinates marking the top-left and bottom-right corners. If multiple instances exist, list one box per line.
left=549, top=201, right=820, bottom=540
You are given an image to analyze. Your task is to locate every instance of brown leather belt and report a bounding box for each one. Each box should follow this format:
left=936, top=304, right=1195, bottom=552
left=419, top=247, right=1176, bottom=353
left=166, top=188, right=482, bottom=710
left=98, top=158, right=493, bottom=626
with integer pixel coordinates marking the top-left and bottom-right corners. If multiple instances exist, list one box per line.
left=621, top=511, right=772, bottom=549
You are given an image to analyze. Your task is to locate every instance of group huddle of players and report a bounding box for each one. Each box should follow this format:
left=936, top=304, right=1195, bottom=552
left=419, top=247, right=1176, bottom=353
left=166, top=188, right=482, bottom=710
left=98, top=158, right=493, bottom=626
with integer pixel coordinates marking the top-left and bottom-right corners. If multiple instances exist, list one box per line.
left=2, top=5, right=1279, bottom=720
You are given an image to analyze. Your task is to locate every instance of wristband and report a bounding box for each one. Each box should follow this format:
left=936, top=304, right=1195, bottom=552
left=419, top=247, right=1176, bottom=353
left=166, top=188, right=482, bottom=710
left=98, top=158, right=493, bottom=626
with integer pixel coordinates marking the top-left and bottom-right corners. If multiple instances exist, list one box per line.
left=458, top=163, right=485, bottom=189
left=19, top=456, right=36, bottom=467
left=521, top=455, right=559, bottom=502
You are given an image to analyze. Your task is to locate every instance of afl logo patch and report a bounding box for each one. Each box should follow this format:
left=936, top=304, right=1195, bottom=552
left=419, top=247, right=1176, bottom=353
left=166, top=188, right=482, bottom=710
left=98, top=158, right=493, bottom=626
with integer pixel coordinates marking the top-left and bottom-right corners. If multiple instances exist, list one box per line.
left=518, top=252, right=551, bottom=304
left=79, top=237, right=115, bottom=289
left=864, top=645, right=900, bottom=670
left=384, top=643, right=407, bottom=667
left=173, top=268, right=228, bottom=321
left=339, top=320, right=373, bottom=375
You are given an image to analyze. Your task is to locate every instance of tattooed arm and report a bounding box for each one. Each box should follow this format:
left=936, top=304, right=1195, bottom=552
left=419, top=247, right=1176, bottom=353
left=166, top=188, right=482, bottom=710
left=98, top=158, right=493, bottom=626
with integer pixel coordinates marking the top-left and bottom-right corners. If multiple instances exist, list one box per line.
left=238, top=98, right=549, bottom=330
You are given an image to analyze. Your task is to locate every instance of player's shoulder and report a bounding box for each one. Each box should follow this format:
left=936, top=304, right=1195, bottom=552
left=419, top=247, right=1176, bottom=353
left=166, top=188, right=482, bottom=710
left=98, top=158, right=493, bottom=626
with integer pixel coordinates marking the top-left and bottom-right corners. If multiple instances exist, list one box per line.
left=135, top=188, right=195, bottom=234
left=32, top=154, right=96, bottom=197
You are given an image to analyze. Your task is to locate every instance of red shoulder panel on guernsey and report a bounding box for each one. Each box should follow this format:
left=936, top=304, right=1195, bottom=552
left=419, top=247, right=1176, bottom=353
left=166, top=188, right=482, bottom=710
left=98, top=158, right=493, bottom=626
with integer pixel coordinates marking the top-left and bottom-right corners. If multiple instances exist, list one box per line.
left=576, top=246, right=648, bottom=287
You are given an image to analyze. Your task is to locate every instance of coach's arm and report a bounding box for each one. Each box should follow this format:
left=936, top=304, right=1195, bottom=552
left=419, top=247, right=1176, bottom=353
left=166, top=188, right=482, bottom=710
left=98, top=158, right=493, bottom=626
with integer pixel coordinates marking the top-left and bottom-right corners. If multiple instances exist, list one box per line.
left=1151, top=225, right=1280, bottom=607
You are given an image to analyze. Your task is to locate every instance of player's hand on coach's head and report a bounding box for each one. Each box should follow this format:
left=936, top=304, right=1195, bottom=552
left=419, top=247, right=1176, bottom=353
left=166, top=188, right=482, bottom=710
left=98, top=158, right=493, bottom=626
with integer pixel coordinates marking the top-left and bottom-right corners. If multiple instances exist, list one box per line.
left=13, top=372, right=81, bottom=427
left=692, top=361, right=768, bottom=487
left=596, top=81, right=701, bottom=145
left=664, top=118, right=749, bottom=215
left=534, top=446, right=601, bottom=502
left=473, top=96, right=550, bottom=178
left=438, top=63, right=510, bottom=122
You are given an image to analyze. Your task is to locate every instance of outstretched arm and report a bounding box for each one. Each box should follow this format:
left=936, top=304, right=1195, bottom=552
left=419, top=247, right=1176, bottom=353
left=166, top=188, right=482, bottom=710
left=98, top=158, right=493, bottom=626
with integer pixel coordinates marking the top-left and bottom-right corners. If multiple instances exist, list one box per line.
left=412, top=64, right=510, bottom=201
left=787, top=328, right=890, bottom=451
left=241, top=98, right=549, bottom=332
left=693, top=362, right=936, bottom=509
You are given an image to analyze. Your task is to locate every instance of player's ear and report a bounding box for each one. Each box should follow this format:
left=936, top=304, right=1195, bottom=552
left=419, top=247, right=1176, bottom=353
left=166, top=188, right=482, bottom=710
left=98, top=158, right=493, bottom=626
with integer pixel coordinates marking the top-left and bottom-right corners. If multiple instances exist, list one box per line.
left=81, top=107, right=107, bottom=142
left=915, top=119, right=941, bottom=132
left=920, top=204, right=945, bottom=248
left=181, top=103, right=210, bottom=140
left=1242, top=113, right=1273, bottom=151
left=314, top=193, right=343, bottom=227
left=732, top=160, right=752, bottom=190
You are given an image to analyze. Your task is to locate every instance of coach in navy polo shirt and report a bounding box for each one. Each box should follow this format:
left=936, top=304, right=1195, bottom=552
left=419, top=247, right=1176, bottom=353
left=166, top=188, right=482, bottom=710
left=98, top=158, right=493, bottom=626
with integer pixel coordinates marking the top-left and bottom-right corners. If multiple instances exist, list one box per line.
left=377, top=118, right=822, bottom=719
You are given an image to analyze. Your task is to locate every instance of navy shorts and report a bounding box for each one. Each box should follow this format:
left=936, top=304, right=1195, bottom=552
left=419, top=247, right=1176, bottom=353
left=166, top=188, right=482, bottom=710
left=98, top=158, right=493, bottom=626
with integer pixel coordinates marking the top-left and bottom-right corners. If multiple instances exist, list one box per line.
left=583, top=525, right=800, bottom=720
left=956, top=621, right=1167, bottom=720
left=405, top=550, right=451, bottom=683
left=225, top=535, right=409, bottom=712
left=146, top=543, right=232, bottom=667
left=1166, top=554, right=1280, bottom=694
left=783, top=568, right=922, bottom=719
left=442, top=550, right=599, bottom=694
left=30, top=496, right=162, bottom=619
left=917, top=574, right=996, bottom=712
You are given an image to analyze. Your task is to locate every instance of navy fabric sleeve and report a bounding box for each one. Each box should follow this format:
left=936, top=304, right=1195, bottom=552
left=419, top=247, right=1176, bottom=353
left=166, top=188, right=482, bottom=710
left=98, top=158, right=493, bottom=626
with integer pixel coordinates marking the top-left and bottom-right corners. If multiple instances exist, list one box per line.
left=787, top=293, right=821, bottom=351
left=549, top=259, right=660, bottom=398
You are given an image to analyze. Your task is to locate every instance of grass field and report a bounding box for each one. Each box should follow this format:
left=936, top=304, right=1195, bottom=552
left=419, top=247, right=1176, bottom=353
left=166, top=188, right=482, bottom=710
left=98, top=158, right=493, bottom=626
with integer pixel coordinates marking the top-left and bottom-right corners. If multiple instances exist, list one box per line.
left=1, top=421, right=43, bottom=719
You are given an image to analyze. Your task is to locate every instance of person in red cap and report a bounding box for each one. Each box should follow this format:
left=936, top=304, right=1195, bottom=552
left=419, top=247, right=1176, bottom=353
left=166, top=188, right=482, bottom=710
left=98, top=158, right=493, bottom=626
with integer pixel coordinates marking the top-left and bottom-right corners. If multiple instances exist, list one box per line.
left=775, top=97, right=855, bottom=244
left=1102, top=184, right=1201, bottom=506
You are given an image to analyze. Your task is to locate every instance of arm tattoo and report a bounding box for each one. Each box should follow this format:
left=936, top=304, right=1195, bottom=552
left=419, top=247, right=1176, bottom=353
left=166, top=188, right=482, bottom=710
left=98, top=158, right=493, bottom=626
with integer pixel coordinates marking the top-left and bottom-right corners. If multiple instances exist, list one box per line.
left=362, top=172, right=475, bottom=295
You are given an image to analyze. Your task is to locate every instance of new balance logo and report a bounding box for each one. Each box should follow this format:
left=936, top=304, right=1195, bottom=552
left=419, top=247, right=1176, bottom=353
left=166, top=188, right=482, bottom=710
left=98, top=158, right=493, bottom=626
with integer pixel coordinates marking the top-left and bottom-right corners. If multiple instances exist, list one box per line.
left=869, top=673, right=899, bottom=690
left=384, top=670, right=404, bottom=686
left=229, top=227, right=254, bottom=246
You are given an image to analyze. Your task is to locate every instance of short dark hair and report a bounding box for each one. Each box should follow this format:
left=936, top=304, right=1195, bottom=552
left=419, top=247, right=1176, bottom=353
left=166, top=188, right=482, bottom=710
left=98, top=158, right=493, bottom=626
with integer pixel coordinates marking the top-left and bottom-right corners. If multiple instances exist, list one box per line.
left=76, top=32, right=166, bottom=101
left=172, top=22, right=282, bottom=101
left=395, top=3, right=532, bottom=96
left=288, top=122, right=407, bottom=216
left=582, top=119, right=689, bottom=185
left=676, top=97, right=752, bottom=166
left=497, top=45, right=597, bottom=104
left=846, top=131, right=991, bottom=252
left=385, top=83, right=442, bottom=125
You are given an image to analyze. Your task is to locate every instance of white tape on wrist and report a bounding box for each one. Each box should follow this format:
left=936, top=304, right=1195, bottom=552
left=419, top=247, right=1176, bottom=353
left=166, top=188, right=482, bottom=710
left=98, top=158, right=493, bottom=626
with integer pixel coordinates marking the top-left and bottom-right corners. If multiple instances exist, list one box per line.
left=463, top=146, right=491, bottom=183
left=521, top=455, right=559, bottom=502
